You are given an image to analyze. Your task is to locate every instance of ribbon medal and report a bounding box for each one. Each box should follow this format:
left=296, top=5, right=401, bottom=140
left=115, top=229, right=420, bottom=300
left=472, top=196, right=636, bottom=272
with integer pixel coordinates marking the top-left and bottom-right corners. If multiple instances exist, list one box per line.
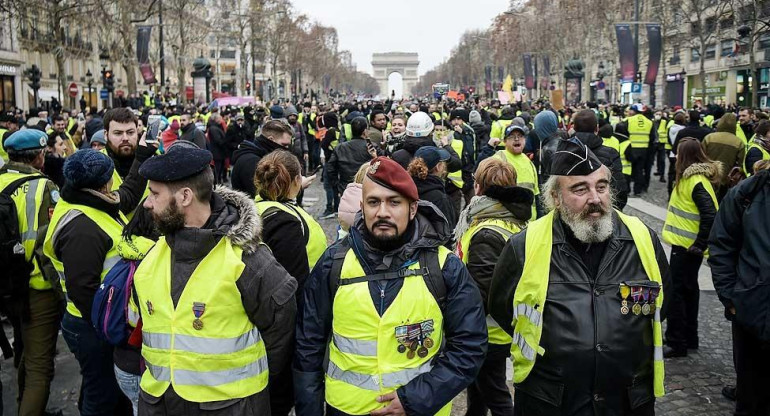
left=631, top=287, right=643, bottom=316
left=619, top=284, right=631, bottom=315
left=192, top=302, right=206, bottom=330
left=648, top=287, right=660, bottom=314
left=641, top=288, right=651, bottom=315
left=394, top=319, right=435, bottom=359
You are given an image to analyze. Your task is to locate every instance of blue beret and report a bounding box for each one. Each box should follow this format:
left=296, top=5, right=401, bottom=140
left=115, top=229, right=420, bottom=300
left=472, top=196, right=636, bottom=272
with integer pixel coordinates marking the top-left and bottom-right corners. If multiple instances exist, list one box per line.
left=139, top=145, right=212, bottom=182
left=64, top=149, right=115, bottom=190
left=4, top=129, right=48, bottom=151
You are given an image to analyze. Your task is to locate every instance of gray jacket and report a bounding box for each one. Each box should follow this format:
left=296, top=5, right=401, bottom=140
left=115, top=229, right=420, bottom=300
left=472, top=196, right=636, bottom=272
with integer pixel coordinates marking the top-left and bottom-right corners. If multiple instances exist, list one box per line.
left=138, top=186, right=298, bottom=415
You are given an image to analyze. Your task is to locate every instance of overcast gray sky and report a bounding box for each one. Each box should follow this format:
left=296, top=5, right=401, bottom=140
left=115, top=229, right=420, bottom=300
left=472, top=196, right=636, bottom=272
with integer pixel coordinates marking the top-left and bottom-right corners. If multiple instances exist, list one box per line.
left=290, top=0, right=509, bottom=76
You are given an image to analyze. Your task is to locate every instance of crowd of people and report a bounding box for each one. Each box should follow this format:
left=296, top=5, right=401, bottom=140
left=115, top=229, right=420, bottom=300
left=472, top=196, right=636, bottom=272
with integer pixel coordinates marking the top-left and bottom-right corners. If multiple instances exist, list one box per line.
left=0, top=93, right=769, bottom=416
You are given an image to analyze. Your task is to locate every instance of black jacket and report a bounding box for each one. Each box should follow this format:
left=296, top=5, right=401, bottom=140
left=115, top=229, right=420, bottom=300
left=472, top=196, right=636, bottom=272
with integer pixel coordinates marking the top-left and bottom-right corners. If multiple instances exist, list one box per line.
left=708, top=171, right=770, bottom=340
left=489, top=212, right=670, bottom=415
left=391, top=136, right=462, bottom=172
left=294, top=202, right=487, bottom=416
left=230, top=135, right=287, bottom=198
left=138, top=186, right=297, bottom=412
left=674, top=162, right=719, bottom=250
left=326, top=136, right=372, bottom=195
left=225, top=122, right=250, bottom=156
left=536, top=132, right=563, bottom=186
left=471, top=122, right=490, bottom=157
left=207, top=121, right=227, bottom=161
left=572, top=132, right=628, bottom=209
left=744, top=145, right=768, bottom=176
left=673, top=122, right=712, bottom=154
left=260, top=203, right=310, bottom=293
left=413, top=175, right=457, bottom=228
left=178, top=123, right=207, bottom=150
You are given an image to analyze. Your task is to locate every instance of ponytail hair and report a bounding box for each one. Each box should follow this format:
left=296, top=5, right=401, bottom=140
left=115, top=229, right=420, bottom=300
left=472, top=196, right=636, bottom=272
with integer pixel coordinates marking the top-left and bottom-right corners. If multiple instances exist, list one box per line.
left=254, top=150, right=302, bottom=202
left=407, top=157, right=429, bottom=180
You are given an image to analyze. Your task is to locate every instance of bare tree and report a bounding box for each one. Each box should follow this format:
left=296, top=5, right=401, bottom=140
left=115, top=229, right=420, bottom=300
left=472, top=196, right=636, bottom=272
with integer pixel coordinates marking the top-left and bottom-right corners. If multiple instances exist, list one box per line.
left=728, top=0, right=770, bottom=107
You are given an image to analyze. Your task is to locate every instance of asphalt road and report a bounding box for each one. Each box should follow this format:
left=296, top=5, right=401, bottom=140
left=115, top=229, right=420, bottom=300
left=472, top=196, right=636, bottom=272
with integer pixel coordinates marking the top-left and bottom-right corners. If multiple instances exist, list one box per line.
left=1, top=161, right=738, bottom=415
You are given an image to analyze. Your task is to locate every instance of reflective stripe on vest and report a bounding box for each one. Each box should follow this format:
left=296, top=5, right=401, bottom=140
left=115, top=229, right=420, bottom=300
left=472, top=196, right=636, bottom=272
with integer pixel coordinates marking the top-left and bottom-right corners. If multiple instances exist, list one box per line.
left=254, top=200, right=328, bottom=269
left=619, top=140, right=632, bottom=175
left=663, top=173, right=718, bottom=250
left=744, top=143, right=770, bottom=176
left=43, top=200, right=126, bottom=317
left=0, top=173, right=50, bottom=290
left=628, top=114, right=653, bottom=149
left=457, top=220, right=522, bottom=345
left=447, top=138, right=464, bottom=188
left=0, top=128, right=8, bottom=161
left=496, top=150, right=539, bottom=219
left=511, top=210, right=665, bottom=397
left=134, top=237, right=269, bottom=402
left=325, top=247, right=453, bottom=416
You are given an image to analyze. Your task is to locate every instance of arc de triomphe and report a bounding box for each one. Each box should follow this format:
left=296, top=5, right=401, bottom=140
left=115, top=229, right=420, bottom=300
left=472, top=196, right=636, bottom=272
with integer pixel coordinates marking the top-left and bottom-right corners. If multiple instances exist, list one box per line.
left=371, top=52, right=419, bottom=98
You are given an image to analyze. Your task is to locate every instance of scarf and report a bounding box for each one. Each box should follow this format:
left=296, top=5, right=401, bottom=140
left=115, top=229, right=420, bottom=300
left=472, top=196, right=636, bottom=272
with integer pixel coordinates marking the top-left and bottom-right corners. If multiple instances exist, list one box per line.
left=453, top=195, right=524, bottom=243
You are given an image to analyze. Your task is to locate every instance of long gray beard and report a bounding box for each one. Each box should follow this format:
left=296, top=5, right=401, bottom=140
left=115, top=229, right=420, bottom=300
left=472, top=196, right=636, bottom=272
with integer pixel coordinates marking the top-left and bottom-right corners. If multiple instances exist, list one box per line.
left=559, top=207, right=614, bottom=243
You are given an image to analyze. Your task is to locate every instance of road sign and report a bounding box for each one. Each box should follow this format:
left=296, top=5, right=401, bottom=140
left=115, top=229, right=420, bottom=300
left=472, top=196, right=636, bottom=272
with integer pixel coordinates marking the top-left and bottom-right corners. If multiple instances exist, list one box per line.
left=68, top=82, right=79, bottom=98
left=631, top=83, right=642, bottom=93
left=100, top=89, right=109, bottom=100
left=597, top=81, right=606, bottom=90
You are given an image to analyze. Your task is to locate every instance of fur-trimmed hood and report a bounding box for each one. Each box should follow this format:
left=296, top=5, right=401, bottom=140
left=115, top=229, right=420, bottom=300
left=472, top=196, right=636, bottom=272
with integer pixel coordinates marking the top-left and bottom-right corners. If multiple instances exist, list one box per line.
left=682, top=161, right=722, bottom=182
left=213, top=185, right=262, bottom=253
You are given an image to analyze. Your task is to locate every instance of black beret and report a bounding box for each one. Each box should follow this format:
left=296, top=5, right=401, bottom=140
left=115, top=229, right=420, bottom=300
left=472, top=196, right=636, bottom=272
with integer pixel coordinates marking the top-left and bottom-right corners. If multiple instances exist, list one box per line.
left=550, top=138, right=603, bottom=176
left=139, top=145, right=213, bottom=181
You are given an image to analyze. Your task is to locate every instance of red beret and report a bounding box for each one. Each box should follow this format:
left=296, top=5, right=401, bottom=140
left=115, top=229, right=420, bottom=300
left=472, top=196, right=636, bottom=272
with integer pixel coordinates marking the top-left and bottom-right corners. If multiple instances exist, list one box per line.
left=365, top=157, right=419, bottom=201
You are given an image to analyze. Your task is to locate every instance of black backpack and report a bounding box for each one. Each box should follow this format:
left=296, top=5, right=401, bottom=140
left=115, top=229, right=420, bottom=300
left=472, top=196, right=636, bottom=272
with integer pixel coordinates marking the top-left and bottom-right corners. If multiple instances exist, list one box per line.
left=0, top=175, right=45, bottom=305
left=328, top=238, right=447, bottom=310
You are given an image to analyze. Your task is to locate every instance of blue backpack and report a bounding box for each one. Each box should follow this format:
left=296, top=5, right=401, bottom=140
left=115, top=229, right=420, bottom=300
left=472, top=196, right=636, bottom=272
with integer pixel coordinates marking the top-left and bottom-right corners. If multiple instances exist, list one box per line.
left=91, top=259, right=138, bottom=346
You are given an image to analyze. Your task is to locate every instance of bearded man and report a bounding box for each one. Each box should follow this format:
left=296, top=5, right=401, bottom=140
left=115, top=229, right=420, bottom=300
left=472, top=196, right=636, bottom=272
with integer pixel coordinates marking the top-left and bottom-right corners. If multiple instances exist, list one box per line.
left=489, top=139, right=671, bottom=416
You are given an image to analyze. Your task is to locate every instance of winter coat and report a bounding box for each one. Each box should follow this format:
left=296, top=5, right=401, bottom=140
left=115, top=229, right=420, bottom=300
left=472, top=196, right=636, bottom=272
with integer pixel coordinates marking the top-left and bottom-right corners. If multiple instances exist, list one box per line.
left=450, top=123, right=477, bottom=191
left=702, top=132, right=745, bottom=185
left=709, top=171, right=770, bottom=341
left=672, top=162, right=720, bottom=250
left=225, top=122, right=250, bottom=157
left=260, top=201, right=311, bottom=293
left=294, top=201, right=487, bottom=416
left=206, top=120, right=228, bottom=161
left=572, top=132, right=629, bottom=208
left=413, top=174, right=457, bottom=228
left=535, top=133, right=562, bottom=186
left=179, top=123, right=207, bottom=150
left=673, top=122, right=712, bottom=154
left=230, top=135, right=287, bottom=198
left=391, top=136, right=462, bottom=173
left=489, top=212, right=671, bottom=415
left=337, top=182, right=362, bottom=231
left=137, top=186, right=297, bottom=415
left=471, top=121, right=490, bottom=156
left=326, top=137, right=372, bottom=195
left=289, top=122, right=308, bottom=160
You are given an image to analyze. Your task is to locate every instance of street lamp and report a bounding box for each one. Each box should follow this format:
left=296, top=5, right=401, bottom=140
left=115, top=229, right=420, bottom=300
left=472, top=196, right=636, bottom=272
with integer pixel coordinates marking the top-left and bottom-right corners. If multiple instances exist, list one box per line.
left=86, top=69, right=93, bottom=108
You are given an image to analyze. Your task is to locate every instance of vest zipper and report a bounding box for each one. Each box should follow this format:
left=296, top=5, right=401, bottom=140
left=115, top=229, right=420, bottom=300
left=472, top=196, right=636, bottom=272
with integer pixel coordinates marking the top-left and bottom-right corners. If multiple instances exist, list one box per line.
left=379, top=284, right=386, bottom=315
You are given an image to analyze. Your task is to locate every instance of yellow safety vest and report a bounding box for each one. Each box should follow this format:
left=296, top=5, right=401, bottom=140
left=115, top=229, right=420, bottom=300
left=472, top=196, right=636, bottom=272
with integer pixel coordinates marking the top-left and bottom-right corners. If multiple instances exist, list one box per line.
left=0, top=171, right=52, bottom=290
left=702, top=115, right=714, bottom=129
left=43, top=200, right=126, bottom=317
left=602, top=136, right=620, bottom=153
left=255, top=200, right=328, bottom=269
left=99, top=149, right=151, bottom=218
left=144, top=95, right=152, bottom=107
left=0, top=128, right=9, bottom=162
left=657, top=120, right=668, bottom=145
left=325, top=246, right=453, bottom=416
left=609, top=116, right=620, bottom=127
left=628, top=114, right=653, bottom=149
left=619, top=140, right=632, bottom=176
left=663, top=120, right=674, bottom=150
left=511, top=210, right=665, bottom=397
left=134, top=237, right=269, bottom=402
left=447, top=138, right=464, bottom=188
left=663, top=173, right=718, bottom=250
left=457, top=219, right=522, bottom=345
left=496, top=149, right=539, bottom=219
left=490, top=119, right=513, bottom=140
left=431, top=112, right=443, bottom=122
left=736, top=125, right=748, bottom=148
left=744, top=142, right=770, bottom=176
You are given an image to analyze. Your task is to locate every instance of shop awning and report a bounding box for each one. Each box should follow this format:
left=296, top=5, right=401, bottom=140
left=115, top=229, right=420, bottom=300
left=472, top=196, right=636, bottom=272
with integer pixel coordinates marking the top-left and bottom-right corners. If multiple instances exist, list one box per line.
left=27, top=88, right=61, bottom=101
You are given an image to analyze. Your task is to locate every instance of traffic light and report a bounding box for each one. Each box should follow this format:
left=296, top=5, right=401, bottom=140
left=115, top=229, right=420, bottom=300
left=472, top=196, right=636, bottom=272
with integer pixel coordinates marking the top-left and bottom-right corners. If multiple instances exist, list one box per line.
left=26, top=65, right=41, bottom=91
left=104, top=70, right=115, bottom=92
left=245, top=82, right=251, bottom=95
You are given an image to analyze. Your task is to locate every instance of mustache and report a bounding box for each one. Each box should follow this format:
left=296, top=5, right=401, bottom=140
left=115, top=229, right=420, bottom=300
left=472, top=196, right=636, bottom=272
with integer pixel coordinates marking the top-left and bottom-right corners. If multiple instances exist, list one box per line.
left=372, top=220, right=397, bottom=229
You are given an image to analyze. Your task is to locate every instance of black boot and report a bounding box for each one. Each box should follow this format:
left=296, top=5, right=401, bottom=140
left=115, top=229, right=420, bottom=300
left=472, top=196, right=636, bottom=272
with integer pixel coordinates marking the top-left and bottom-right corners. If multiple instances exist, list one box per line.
left=663, top=345, right=687, bottom=358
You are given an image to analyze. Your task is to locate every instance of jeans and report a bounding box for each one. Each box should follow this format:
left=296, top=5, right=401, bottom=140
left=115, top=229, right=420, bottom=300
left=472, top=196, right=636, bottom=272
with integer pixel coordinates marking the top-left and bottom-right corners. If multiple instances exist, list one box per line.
left=664, top=245, right=702, bottom=351
left=115, top=365, right=140, bottom=416
left=17, top=289, right=62, bottom=416
left=308, top=138, right=321, bottom=171
left=323, top=166, right=339, bottom=212
left=61, top=312, right=129, bottom=416
left=466, top=343, right=514, bottom=416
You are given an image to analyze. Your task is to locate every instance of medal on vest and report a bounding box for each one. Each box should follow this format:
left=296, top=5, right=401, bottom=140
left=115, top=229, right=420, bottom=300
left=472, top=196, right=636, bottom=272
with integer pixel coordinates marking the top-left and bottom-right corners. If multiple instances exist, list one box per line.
left=394, top=319, right=435, bottom=359
left=648, top=287, right=660, bottom=314
left=146, top=300, right=154, bottom=315
left=619, top=284, right=631, bottom=315
left=631, top=287, right=643, bottom=315
left=641, top=288, right=651, bottom=315
left=192, top=302, right=205, bottom=330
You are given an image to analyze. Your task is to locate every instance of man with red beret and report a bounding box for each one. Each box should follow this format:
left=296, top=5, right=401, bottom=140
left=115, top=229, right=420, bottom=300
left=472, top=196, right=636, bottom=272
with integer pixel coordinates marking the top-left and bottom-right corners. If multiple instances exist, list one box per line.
left=294, top=156, right=487, bottom=416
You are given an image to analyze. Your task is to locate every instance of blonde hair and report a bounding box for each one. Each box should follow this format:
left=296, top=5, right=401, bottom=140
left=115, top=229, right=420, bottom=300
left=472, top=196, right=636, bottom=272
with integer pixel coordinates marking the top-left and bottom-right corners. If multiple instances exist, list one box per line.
left=353, top=163, right=369, bottom=184
left=254, top=151, right=301, bottom=201
left=475, top=158, right=517, bottom=194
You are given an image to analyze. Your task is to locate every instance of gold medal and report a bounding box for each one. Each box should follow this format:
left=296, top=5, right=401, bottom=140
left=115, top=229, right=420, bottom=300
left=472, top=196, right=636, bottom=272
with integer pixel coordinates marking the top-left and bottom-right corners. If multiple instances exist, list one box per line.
left=406, top=349, right=415, bottom=359
left=417, top=346, right=428, bottom=358
left=632, top=303, right=642, bottom=315
left=409, top=341, right=418, bottom=351
left=423, top=337, right=434, bottom=349
left=619, top=284, right=631, bottom=315
left=193, top=318, right=203, bottom=330
left=621, top=305, right=630, bottom=315
left=642, top=303, right=651, bottom=315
